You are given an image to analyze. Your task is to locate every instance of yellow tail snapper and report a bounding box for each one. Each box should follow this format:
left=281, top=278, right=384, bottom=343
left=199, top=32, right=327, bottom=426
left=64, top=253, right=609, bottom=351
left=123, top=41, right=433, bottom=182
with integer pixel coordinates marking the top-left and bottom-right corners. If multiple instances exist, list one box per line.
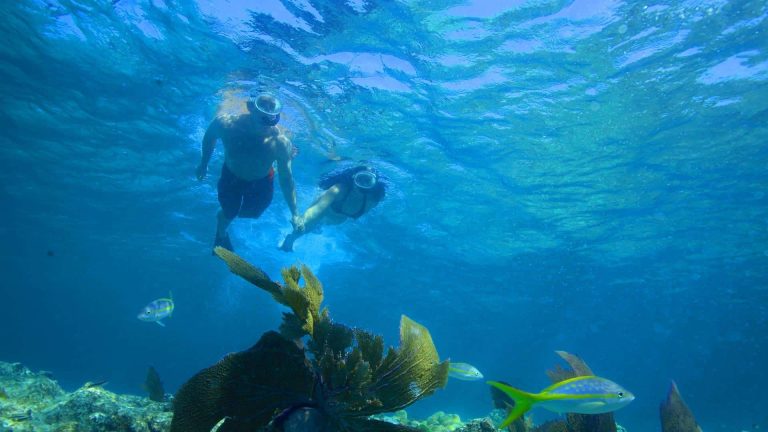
left=488, top=376, right=634, bottom=428
left=448, top=362, right=484, bottom=381
left=137, top=293, right=174, bottom=327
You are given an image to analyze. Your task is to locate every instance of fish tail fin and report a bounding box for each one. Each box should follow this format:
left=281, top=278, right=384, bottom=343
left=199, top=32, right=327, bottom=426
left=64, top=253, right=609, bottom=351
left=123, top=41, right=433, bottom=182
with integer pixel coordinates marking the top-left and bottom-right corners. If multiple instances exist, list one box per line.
left=487, top=381, right=536, bottom=428
left=169, top=291, right=174, bottom=316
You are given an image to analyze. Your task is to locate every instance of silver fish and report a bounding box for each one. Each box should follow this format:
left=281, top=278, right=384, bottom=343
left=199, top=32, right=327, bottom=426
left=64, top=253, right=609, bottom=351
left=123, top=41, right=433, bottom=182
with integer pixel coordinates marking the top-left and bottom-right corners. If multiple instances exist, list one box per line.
left=448, top=362, right=484, bottom=381
left=138, top=292, right=174, bottom=327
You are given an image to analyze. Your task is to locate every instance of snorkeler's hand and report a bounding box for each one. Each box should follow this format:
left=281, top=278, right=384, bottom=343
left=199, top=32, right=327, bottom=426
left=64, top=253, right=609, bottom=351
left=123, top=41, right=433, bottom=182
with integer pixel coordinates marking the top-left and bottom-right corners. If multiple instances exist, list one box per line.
left=195, top=163, right=207, bottom=181
left=291, top=215, right=305, bottom=232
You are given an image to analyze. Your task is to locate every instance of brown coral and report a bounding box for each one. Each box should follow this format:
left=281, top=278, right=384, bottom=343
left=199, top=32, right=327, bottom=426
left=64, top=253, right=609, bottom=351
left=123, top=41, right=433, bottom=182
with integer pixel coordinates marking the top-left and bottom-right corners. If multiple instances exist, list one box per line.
left=170, top=331, right=315, bottom=432
left=660, top=381, right=701, bottom=432
left=531, top=419, right=568, bottom=432
left=143, top=366, right=164, bottom=402
left=170, top=249, right=449, bottom=431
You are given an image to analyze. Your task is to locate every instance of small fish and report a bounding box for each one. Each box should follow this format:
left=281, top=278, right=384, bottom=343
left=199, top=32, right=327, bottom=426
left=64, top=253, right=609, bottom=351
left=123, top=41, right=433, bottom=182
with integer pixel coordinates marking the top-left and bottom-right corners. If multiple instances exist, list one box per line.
left=138, top=292, right=174, bottom=327
left=448, top=362, right=484, bottom=381
left=210, top=417, right=230, bottom=432
left=83, top=380, right=109, bottom=389
left=488, top=375, right=634, bottom=428
left=8, top=409, right=32, bottom=421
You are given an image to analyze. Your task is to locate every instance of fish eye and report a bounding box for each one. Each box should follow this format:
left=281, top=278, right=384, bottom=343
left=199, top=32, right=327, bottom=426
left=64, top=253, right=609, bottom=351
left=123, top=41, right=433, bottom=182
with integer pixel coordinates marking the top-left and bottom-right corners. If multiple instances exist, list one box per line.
left=145, top=311, right=151, bottom=315
left=617, top=392, right=624, bottom=398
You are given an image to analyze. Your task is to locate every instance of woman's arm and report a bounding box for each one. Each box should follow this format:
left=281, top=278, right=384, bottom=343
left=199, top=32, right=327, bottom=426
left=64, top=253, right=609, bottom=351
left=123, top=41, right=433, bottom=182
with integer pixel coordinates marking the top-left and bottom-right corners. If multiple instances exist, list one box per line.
left=279, top=184, right=343, bottom=252
left=302, top=184, right=343, bottom=230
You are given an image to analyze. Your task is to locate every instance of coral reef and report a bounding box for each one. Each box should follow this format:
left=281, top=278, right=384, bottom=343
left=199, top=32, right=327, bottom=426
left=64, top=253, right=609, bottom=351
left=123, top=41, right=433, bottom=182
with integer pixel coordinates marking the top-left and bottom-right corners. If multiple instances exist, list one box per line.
left=0, top=361, right=171, bottom=432
left=458, top=418, right=497, bottom=432
left=1, top=358, right=634, bottom=432
left=143, top=366, right=165, bottom=403
left=170, top=248, right=449, bottom=431
left=417, top=411, right=463, bottom=431
left=375, top=411, right=496, bottom=432
left=660, top=381, right=701, bottom=432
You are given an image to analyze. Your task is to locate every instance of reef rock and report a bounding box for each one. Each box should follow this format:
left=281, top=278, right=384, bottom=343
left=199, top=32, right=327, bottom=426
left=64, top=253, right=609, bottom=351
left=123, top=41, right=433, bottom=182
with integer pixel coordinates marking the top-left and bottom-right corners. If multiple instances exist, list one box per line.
left=0, top=362, right=65, bottom=409
left=531, top=420, right=568, bottom=432
left=419, top=411, right=463, bottom=431
left=456, top=418, right=497, bottom=432
left=0, top=360, right=171, bottom=432
left=660, top=381, right=701, bottom=432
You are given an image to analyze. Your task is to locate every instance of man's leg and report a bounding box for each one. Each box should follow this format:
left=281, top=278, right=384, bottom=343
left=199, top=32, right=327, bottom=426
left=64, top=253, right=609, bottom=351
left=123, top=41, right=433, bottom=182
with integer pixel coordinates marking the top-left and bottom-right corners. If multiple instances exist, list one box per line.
left=214, top=209, right=235, bottom=251
left=215, top=167, right=242, bottom=252
left=216, top=209, right=233, bottom=235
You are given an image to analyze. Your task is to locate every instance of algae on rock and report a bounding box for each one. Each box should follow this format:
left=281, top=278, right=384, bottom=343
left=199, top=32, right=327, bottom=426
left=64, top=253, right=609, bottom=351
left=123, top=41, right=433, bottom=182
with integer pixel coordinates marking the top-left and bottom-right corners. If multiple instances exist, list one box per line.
left=170, top=248, right=449, bottom=431
left=0, top=361, right=171, bottom=432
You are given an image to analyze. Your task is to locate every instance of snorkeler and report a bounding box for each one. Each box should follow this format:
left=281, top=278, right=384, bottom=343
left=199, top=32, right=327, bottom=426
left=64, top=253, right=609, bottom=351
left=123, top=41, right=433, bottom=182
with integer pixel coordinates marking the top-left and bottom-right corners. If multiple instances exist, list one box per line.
left=279, top=165, right=385, bottom=252
left=196, top=93, right=302, bottom=252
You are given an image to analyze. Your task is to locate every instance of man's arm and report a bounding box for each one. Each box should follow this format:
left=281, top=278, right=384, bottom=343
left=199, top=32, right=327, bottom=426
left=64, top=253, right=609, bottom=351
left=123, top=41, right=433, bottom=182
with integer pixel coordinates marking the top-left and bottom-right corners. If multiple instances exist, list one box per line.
left=196, top=119, right=221, bottom=180
left=275, top=135, right=299, bottom=219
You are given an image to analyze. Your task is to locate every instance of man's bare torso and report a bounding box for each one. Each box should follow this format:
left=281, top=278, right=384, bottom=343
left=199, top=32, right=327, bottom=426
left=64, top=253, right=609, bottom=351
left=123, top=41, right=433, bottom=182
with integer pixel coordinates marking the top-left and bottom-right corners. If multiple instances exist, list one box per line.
left=219, top=114, right=280, bottom=181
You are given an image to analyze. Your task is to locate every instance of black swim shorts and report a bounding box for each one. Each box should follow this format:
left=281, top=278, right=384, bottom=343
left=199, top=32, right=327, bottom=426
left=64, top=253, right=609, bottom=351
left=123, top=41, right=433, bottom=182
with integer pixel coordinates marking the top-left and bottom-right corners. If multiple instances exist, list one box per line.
left=217, top=165, right=274, bottom=220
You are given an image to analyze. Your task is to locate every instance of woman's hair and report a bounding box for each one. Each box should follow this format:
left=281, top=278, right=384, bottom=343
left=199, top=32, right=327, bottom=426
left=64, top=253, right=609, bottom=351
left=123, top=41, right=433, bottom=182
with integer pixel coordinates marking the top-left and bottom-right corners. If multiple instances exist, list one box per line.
left=318, top=164, right=386, bottom=201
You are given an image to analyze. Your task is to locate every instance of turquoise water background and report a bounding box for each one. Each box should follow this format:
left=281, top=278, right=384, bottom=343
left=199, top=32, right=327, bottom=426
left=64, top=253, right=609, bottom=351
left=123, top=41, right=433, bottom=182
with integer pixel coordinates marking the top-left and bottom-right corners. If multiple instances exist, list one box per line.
left=1, top=0, right=767, bottom=430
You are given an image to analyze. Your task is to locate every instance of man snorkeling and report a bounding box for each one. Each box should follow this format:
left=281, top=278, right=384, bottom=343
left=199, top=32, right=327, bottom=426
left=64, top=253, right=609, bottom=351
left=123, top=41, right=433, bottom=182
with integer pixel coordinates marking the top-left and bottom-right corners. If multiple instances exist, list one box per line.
left=196, top=93, right=301, bottom=252
left=279, top=164, right=385, bottom=252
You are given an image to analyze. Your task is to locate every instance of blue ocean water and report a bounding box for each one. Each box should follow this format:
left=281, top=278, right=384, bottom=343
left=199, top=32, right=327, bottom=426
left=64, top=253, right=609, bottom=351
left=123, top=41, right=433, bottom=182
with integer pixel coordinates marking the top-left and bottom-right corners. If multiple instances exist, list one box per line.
left=1, top=0, right=767, bottom=430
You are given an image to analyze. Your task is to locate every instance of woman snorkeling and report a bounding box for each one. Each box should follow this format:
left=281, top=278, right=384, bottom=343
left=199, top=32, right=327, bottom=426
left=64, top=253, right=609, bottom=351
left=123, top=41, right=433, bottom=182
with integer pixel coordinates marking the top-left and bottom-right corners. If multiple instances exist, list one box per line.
left=279, top=164, right=386, bottom=251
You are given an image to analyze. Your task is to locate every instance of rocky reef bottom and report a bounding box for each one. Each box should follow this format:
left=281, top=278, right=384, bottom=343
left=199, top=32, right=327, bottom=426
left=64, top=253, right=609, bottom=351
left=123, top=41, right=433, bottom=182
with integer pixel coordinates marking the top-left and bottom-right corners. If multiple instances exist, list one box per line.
left=0, top=361, right=171, bottom=432
left=1, top=360, right=633, bottom=432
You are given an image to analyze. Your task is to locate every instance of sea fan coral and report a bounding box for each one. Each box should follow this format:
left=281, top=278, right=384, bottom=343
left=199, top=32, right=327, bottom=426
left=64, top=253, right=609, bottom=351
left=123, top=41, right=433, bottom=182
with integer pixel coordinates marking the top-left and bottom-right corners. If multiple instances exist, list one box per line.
left=170, top=248, right=449, bottom=431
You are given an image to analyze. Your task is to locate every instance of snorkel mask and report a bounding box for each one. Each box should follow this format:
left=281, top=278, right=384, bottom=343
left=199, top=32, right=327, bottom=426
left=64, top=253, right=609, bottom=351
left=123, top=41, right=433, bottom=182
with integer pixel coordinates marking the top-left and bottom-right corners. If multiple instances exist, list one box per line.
left=353, top=169, right=378, bottom=191
left=248, top=92, right=282, bottom=126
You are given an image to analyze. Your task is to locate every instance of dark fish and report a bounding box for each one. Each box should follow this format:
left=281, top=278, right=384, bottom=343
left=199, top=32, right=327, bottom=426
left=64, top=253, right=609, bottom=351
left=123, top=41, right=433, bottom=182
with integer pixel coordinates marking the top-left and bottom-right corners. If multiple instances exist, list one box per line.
left=9, top=409, right=32, bottom=421
left=83, top=380, right=109, bottom=389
